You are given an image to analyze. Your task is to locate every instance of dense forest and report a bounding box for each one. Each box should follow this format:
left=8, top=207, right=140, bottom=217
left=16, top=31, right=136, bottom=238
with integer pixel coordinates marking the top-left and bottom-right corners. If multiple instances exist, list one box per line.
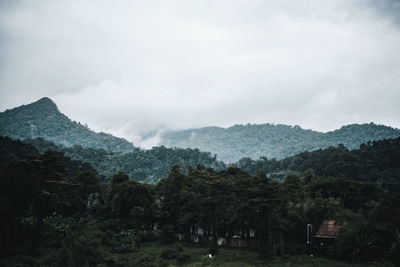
left=0, top=98, right=136, bottom=152
left=23, top=137, right=224, bottom=184
left=160, top=123, right=400, bottom=162
left=236, top=137, right=400, bottom=187
left=1, top=136, right=399, bottom=266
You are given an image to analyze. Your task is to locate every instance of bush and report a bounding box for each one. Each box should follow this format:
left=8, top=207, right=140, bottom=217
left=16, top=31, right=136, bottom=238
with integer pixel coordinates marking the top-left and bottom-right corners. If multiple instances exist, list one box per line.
left=176, top=252, right=191, bottom=265
left=160, top=244, right=184, bottom=260
left=334, top=222, right=397, bottom=262
left=134, top=253, right=158, bottom=267
left=160, top=248, right=180, bottom=259
left=63, top=230, right=106, bottom=266
left=108, top=229, right=140, bottom=253
left=173, top=243, right=184, bottom=253
left=200, top=255, right=213, bottom=266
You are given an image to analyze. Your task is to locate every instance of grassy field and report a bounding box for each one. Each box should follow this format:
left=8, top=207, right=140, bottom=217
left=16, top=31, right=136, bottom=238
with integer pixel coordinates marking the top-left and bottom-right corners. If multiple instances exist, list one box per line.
left=2, top=241, right=394, bottom=266
left=113, top=242, right=393, bottom=267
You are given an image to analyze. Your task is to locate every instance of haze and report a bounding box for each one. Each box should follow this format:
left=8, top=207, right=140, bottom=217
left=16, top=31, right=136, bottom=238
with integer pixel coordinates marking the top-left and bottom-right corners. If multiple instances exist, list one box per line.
left=1, top=0, right=400, bottom=147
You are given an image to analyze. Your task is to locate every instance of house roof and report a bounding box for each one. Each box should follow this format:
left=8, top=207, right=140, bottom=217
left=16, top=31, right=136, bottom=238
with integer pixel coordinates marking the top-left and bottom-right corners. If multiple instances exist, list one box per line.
left=314, top=220, right=343, bottom=239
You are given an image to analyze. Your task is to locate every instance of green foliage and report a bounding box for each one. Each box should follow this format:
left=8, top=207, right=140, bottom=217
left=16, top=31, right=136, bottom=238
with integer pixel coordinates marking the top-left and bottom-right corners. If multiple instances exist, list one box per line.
left=43, top=213, right=78, bottom=243
left=1, top=133, right=400, bottom=265
left=111, top=172, right=129, bottom=184
left=25, top=138, right=225, bottom=184
left=334, top=210, right=398, bottom=263
left=238, top=137, right=400, bottom=186
left=160, top=246, right=181, bottom=259
left=107, top=180, right=156, bottom=229
left=0, top=137, right=100, bottom=256
left=176, top=251, right=192, bottom=264
left=108, top=229, right=141, bottom=253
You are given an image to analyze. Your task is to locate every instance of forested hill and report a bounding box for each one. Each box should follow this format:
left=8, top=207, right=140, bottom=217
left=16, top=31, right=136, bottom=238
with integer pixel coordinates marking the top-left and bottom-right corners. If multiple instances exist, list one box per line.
left=23, top=137, right=225, bottom=183
left=160, top=123, right=400, bottom=162
left=0, top=97, right=135, bottom=152
left=236, top=137, right=400, bottom=186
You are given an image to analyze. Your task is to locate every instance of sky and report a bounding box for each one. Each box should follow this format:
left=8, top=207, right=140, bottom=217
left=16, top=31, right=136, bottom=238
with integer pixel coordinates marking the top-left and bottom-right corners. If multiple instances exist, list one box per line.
left=1, top=0, right=400, bottom=147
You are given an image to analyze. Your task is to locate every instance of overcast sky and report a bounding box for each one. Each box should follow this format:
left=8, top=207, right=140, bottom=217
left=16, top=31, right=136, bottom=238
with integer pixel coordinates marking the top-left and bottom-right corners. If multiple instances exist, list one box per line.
left=1, top=0, right=400, bottom=146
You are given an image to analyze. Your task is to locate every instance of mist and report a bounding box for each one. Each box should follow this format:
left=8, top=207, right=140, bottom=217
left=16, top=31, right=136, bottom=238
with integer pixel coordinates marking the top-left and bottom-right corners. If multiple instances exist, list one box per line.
left=1, top=0, right=400, bottom=147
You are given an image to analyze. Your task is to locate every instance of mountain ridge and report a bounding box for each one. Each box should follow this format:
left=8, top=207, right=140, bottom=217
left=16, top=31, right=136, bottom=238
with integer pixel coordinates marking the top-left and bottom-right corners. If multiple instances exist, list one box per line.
left=2, top=97, right=400, bottom=164
left=0, top=97, right=136, bottom=152
left=160, top=122, right=400, bottom=162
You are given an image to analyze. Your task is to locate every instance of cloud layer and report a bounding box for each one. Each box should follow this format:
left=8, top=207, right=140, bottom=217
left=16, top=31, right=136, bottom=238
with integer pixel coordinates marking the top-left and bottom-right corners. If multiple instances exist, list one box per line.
left=1, top=0, right=400, bottom=146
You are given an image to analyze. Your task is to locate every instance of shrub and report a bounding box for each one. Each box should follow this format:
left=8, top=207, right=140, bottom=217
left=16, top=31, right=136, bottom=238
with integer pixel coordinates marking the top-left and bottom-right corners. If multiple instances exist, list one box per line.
left=200, top=255, right=213, bottom=266
left=160, top=243, right=185, bottom=260
left=63, top=230, right=106, bottom=266
left=109, top=229, right=140, bottom=253
left=173, top=243, right=184, bottom=253
left=160, top=248, right=180, bottom=259
left=135, top=253, right=158, bottom=267
left=176, top=252, right=191, bottom=265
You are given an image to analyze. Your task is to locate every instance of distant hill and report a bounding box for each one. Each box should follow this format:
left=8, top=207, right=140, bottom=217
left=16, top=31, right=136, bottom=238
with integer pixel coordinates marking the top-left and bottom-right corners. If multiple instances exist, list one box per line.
left=160, top=123, right=400, bottom=162
left=236, top=137, right=400, bottom=186
left=24, top=137, right=225, bottom=183
left=0, top=97, right=135, bottom=152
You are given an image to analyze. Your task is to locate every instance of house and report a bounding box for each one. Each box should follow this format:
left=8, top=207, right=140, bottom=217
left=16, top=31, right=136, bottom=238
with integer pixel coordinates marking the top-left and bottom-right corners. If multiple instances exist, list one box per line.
left=312, top=220, right=345, bottom=255
left=314, top=220, right=343, bottom=240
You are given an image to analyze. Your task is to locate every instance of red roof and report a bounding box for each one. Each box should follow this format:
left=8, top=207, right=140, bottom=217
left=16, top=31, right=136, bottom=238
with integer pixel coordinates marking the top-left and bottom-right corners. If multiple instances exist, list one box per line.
left=314, top=220, right=343, bottom=239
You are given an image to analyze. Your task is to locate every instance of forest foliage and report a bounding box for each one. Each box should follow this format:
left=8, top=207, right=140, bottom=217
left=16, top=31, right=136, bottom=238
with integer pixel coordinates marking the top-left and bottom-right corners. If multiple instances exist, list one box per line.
left=1, top=136, right=399, bottom=266
left=236, top=137, right=400, bottom=187
left=24, top=137, right=225, bottom=184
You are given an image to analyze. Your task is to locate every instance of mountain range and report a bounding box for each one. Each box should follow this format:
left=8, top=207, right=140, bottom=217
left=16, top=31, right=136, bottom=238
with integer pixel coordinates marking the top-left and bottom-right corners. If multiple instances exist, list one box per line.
left=1, top=97, right=400, bottom=183
left=160, top=123, right=400, bottom=162
left=0, top=98, right=224, bottom=183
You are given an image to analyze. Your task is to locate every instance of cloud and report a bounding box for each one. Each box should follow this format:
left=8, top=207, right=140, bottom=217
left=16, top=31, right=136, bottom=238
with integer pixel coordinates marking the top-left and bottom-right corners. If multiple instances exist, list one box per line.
left=1, top=0, right=400, bottom=147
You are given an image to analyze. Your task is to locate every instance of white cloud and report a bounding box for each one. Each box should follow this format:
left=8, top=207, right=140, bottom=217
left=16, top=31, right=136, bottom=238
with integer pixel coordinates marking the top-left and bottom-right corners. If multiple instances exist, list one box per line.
left=1, top=0, right=400, bottom=147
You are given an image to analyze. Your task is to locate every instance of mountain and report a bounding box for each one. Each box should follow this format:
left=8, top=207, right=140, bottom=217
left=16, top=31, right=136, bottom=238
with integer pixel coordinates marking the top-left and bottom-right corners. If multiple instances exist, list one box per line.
left=160, top=123, right=400, bottom=162
left=0, top=97, right=224, bottom=183
left=0, top=97, right=135, bottom=152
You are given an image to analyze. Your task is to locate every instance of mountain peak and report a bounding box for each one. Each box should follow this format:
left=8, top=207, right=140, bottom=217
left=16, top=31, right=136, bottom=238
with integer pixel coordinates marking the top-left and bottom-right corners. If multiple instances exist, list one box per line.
left=31, top=97, right=59, bottom=112
left=0, top=97, right=136, bottom=153
left=36, top=97, right=55, bottom=104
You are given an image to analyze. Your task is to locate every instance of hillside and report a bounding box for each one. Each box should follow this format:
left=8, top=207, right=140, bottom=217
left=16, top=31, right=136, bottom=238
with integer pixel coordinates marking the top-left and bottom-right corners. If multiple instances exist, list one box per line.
left=24, top=137, right=225, bottom=183
left=236, top=137, right=400, bottom=186
left=160, top=123, right=400, bottom=162
left=0, top=97, right=135, bottom=152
